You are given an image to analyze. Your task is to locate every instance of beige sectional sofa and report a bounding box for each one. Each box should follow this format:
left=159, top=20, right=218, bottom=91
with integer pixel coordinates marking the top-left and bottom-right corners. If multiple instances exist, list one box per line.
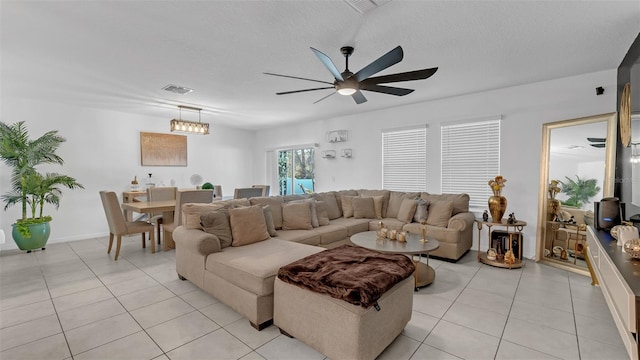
left=173, top=189, right=473, bottom=330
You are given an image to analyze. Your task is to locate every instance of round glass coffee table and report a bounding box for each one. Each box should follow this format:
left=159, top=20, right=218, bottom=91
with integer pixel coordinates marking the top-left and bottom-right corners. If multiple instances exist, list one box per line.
left=350, top=231, right=440, bottom=291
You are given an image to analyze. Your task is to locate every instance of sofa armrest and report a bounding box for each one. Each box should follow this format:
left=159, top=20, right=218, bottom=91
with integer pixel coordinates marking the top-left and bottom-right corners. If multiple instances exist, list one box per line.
left=447, top=212, right=475, bottom=231
left=173, top=225, right=221, bottom=256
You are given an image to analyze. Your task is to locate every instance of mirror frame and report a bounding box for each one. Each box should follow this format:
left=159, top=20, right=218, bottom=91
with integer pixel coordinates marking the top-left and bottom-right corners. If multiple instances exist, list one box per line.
left=535, top=112, right=618, bottom=271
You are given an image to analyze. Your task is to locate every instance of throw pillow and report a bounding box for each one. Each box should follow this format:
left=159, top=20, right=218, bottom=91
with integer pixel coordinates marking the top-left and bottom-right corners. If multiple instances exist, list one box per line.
left=414, top=198, right=429, bottom=223
left=250, top=196, right=284, bottom=229
left=352, top=197, right=376, bottom=219
left=315, top=200, right=330, bottom=226
left=426, top=200, right=454, bottom=228
left=282, top=201, right=313, bottom=230
left=290, top=198, right=319, bottom=228
left=200, top=210, right=233, bottom=248
left=396, top=198, right=418, bottom=224
left=314, top=192, right=342, bottom=219
left=341, top=195, right=356, bottom=218
left=387, top=191, right=419, bottom=218
left=262, top=205, right=278, bottom=237
left=229, top=205, right=270, bottom=246
left=372, top=195, right=384, bottom=219
left=182, top=202, right=227, bottom=230
left=357, top=190, right=390, bottom=217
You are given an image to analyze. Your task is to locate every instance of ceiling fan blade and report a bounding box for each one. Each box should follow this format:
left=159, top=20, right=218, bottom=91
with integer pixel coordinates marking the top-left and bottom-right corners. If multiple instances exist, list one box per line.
left=587, top=137, right=606, bottom=143
left=276, top=87, right=334, bottom=95
left=590, top=143, right=606, bottom=148
left=313, top=92, right=336, bottom=104
left=310, top=47, right=344, bottom=81
left=264, top=72, right=333, bottom=85
left=362, top=67, right=438, bottom=85
left=354, top=46, right=404, bottom=82
left=360, top=84, right=414, bottom=96
left=351, top=90, right=367, bottom=104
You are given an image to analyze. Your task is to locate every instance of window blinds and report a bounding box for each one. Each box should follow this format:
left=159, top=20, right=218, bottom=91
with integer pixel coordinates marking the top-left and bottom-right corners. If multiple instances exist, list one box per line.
left=382, top=126, right=427, bottom=191
left=441, top=118, right=501, bottom=211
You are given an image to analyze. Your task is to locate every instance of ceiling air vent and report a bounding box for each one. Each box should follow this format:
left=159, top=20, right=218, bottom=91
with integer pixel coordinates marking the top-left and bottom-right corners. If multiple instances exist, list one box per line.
left=162, top=84, right=194, bottom=95
left=343, top=0, right=391, bottom=14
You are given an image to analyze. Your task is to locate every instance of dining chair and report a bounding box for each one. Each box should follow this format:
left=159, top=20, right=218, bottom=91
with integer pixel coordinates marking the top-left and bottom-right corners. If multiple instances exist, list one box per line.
left=163, top=189, right=214, bottom=249
left=147, top=186, right=177, bottom=245
left=213, top=185, right=223, bottom=199
left=99, top=191, right=155, bottom=260
left=252, top=184, right=270, bottom=197
left=234, top=187, right=264, bottom=199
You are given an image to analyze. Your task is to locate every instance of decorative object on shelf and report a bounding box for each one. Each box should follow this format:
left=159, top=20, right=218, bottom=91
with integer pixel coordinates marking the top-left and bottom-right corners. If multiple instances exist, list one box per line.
left=553, top=246, right=564, bottom=257
left=327, top=130, right=348, bottom=143
left=141, top=132, right=188, bottom=166
left=201, top=182, right=214, bottom=190
left=131, top=176, right=139, bottom=191
left=623, top=238, right=640, bottom=259
left=420, top=219, right=428, bottom=243
left=170, top=105, right=209, bottom=135
left=341, top=148, right=353, bottom=158
left=397, top=231, right=407, bottom=242
left=482, top=210, right=489, bottom=222
left=504, top=249, right=516, bottom=266
left=487, top=248, right=497, bottom=260
left=560, top=248, right=568, bottom=260
left=617, top=225, right=640, bottom=248
left=377, top=221, right=388, bottom=239
left=146, top=173, right=156, bottom=189
left=322, top=150, right=336, bottom=159
left=487, top=175, right=507, bottom=222
left=389, top=229, right=397, bottom=240
left=507, top=212, right=517, bottom=224
left=547, top=179, right=561, bottom=221
left=610, top=224, right=623, bottom=240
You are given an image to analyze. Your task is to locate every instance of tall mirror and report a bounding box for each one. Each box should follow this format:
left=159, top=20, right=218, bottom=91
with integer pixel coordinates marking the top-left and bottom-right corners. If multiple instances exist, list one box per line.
left=536, top=112, right=617, bottom=273
left=632, top=114, right=640, bottom=207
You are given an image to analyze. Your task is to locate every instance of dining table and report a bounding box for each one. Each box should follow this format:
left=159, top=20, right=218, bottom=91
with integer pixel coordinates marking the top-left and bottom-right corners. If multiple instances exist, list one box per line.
left=121, top=200, right=176, bottom=251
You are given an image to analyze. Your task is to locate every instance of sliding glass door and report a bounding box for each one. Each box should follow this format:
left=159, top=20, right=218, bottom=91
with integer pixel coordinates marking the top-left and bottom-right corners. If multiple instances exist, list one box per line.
left=278, top=148, right=315, bottom=195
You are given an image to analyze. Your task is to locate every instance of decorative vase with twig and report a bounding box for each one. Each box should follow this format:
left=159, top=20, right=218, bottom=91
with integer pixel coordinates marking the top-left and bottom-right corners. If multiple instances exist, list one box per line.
left=488, top=175, right=507, bottom=223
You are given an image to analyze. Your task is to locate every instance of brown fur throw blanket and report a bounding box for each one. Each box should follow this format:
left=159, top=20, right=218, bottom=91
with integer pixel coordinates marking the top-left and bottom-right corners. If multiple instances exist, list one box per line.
left=277, top=245, right=415, bottom=308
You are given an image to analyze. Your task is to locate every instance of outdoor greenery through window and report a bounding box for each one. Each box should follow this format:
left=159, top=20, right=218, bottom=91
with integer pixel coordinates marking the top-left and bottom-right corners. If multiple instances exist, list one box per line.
left=382, top=126, right=427, bottom=191
left=278, top=148, right=315, bottom=195
left=441, top=117, right=501, bottom=211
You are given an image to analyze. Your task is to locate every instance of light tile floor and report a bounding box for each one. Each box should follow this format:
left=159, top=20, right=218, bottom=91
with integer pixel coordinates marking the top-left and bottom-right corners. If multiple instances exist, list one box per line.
left=0, top=236, right=629, bottom=360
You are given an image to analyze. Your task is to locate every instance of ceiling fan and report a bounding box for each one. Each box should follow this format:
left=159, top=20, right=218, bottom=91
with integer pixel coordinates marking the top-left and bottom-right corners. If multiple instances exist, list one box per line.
left=265, top=46, right=438, bottom=104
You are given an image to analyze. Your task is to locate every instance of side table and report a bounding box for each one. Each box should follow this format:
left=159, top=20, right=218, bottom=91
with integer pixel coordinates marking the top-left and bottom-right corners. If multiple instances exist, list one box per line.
left=476, top=218, right=526, bottom=269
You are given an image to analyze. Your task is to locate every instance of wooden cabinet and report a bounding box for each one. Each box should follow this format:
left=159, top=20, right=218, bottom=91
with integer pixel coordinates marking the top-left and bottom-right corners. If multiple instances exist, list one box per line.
left=587, top=226, right=639, bottom=360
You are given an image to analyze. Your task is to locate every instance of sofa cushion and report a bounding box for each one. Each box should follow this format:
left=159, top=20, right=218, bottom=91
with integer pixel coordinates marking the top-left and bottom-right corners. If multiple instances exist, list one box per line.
left=283, top=194, right=309, bottom=202
left=275, top=229, right=321, bottom=245
left=314, top=192, right=342, bottom=220
left=341, top=195, right=357, bottom=218
left=426, top=200, right=454, bottom=227
left=282, top=201, right=313, bottom=230
left=206, top=239, right=324, bottom=296
left=250, top=197, right=284, bottom=229
left=329, top=217, right=371, bottom=236
left=229, top=205, right=270, bottom=246
left=397, top=198, right=417, bottom=224
left=387, top=191, right=419, bottom=218
left=335, top=190, right=358, bottom=215
left=290, top=198, right=319, bottom=228
left=262, top=205, right=278, bottom=237
left=414, top=198, right=429, bottom=223
left=315, top=201, right=330, bottom=226
left=313, top=224, right=349, bottom=245
left=357, top=190, right=390, bottom=217
left=352, top=197, right=376, bottom=219
left=421, top=193, right=469, bottom=215
left=200, top=211, right=233, bottom=248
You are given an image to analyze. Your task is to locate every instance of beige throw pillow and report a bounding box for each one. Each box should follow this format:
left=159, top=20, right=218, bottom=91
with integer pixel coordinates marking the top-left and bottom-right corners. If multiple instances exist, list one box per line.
left=387, top=192, right=419, bottom=218
left=250, top=197, right=284, bottom=229
left=426, top=200, right=454, bottom=227
left=229, top=205, right=270, bottom=246
left=200, top=211, right=233, bottom=248
left=397, top=198, right=418, bottom=224
left=413, top=198, right=429, bottom=223
left=315, top=201, right=330, bottom=226
left=352, top=197, right=376, bottom=219
left=282, top=202, right=313, bottom=230
left=290, top=198, right=319, bottom=228
left=341, top=195, right=356, bottom=218
left=262, top=205, right=278, bottom=237
left=372, top=195, right=384, bottom=219
left=314, top=192, right=341, bottom=219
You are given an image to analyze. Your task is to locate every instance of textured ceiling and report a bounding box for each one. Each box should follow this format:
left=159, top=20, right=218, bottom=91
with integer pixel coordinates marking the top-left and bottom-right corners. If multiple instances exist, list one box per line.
left=2, top=1, right=639, bottom=129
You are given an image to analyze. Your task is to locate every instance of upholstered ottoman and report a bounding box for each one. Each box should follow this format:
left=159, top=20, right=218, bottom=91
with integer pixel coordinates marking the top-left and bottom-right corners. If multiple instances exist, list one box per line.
left=273, top=245, right=414, bottom=360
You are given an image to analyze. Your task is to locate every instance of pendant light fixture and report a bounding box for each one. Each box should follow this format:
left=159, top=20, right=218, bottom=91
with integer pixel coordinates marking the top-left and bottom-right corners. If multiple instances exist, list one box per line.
left=170, top=105, right=210, bottom=135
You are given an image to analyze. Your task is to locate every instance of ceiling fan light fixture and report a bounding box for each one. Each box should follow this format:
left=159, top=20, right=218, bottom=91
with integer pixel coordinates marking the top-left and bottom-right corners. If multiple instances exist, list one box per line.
left=337, top=87, right=357, bottom=96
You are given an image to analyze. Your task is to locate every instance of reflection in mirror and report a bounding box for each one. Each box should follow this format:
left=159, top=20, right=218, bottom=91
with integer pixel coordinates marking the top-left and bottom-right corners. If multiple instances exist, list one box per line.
left=632, top=114, right=640, bottom=206
left=536, top=113, right=617, bottom=274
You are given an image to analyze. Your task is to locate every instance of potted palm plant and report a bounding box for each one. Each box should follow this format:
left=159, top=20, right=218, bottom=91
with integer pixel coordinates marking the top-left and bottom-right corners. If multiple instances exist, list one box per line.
left=0, top=121, right=83, bottom=252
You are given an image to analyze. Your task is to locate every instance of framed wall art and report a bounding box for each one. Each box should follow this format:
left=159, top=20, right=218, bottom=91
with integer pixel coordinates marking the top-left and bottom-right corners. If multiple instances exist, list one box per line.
left=140, top=132, right=188, bottom=166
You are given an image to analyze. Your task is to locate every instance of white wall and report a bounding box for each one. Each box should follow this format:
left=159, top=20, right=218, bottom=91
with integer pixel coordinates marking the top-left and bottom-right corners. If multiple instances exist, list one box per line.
left=253, top=69, right=618, bottom=259
left=0, top=99, right=255, bottom=250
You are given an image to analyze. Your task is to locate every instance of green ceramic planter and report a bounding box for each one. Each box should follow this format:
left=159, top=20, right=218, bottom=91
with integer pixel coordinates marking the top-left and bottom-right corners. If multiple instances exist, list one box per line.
left=11, top=221, right=51, bottom=252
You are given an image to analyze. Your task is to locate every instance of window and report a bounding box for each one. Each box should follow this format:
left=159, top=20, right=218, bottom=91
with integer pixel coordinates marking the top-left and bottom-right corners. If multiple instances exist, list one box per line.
left=441, top=117, right=501, bottom=211
left=382, top=126, right=427, bottom=191
left=277, top=147, right=315, bottom=195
